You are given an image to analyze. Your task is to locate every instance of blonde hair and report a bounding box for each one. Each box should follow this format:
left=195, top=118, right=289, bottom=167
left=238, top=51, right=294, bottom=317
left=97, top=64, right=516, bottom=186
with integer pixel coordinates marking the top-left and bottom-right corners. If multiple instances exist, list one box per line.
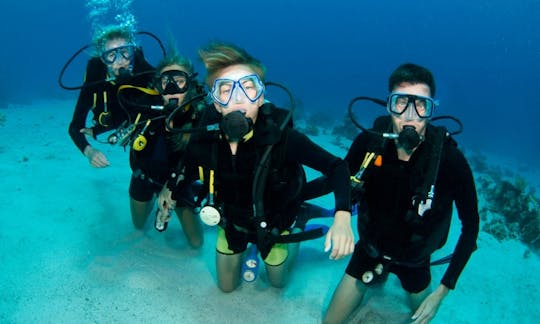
left=93, top=25, right=135, bottom=55
left=198, top=42, right=266, bottom=88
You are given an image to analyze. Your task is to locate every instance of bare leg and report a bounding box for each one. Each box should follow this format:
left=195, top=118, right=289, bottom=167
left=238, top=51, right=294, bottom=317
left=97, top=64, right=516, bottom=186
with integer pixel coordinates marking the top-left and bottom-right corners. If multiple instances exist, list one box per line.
left=265, top=228, right=301, bottom=288
left=175, top=206, right=204, bottom=248
left=323, top=273, right=367, bottom=324
left=216, top=251, right=243, bottom=293
left=130, top=197, right=154, bottom=229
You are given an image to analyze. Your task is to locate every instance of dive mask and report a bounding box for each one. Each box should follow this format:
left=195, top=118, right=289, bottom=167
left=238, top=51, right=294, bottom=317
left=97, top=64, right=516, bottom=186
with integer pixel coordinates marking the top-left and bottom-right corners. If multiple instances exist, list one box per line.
left=211, top=74, right=264, bottom=106
left=387, top=92, right=437, bottom=119
left=156, top=70, right=193, bottom=95
left=101, top=45, right=135, bottom=64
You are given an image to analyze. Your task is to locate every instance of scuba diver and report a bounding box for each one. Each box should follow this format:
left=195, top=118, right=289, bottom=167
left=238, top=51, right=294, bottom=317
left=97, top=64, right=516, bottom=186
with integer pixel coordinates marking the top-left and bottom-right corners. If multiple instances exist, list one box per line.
left=65, top=25, right=155, bottom=167
left=114, top=47, right=205, bottom=246
left=320, top=63, right=479, bottom=324
left=158, top=42, right=355, bottom=292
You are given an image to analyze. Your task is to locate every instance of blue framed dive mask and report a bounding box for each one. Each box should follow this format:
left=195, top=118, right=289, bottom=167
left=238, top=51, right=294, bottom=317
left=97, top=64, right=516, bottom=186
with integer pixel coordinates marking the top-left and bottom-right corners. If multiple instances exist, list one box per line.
left=211, top=74, right=265, bottom=107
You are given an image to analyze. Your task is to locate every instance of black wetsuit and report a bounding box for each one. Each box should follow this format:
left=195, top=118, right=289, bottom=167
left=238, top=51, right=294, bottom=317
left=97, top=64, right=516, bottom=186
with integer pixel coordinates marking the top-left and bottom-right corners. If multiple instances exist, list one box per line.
left=169, top=103, right=351, bottom=255
left=68, top=49, right=154, bottom=153
left=345, top=125, right=479, bottom=290
left=127, top=92, right=205, bottom=203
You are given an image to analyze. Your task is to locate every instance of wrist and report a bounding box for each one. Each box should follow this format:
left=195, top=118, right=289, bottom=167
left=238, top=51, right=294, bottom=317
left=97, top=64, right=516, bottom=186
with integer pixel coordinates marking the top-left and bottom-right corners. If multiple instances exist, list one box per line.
left=334, top=210, right=351, bottom=223
left=435, top=284, right=450, bottom=297
left=83, top=145, right=93, bottom=157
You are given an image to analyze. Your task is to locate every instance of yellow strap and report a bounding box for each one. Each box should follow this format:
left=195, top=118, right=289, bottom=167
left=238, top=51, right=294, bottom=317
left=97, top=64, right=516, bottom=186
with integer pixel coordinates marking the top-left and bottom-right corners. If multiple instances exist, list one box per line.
left=92, top=93, right=97, bottom=108
left=361, top=152, right=375, bottom=169
left=140, top=119, right=151, bottom=134
left=242, top=129, right=254, bottom=142
left=134, top=113, right=141, bottom=124
left=350, top=176, right=362, bottom=184
left=353, top=152, right=376, bottom=181
left=209, top=170, right=215, bottom=195
left=118, top=84, right=160, bottom=96
left=198, top=166, right=204, bottom=182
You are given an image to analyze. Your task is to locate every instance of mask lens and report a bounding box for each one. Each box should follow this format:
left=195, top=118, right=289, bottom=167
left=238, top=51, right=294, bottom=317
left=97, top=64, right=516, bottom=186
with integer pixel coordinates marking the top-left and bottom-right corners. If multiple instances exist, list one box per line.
left=211, top=74, right=264, bottom=107
left=388, top=93, right=435, bottom=118
left=239, top=75, right=264, bottom=101
left=101, top=45, right=135, bottom=64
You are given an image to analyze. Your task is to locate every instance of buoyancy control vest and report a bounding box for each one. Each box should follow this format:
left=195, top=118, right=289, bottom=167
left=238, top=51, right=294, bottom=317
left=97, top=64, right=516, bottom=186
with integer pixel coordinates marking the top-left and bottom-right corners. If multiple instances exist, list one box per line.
left=353, top=115, right=458, bottom=263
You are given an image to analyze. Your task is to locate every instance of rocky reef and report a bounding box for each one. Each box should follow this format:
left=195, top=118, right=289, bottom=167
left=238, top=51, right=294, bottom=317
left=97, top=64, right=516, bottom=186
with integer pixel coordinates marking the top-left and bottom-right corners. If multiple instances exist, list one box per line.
left=470, top=152, right=540, bottom=251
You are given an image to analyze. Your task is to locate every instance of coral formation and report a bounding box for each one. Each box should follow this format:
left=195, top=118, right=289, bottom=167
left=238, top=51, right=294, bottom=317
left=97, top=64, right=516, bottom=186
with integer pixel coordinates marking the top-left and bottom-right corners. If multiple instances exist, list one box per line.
left=471, top=152, right=540, bottom=251
left=332, top=114, right=359, bottom=141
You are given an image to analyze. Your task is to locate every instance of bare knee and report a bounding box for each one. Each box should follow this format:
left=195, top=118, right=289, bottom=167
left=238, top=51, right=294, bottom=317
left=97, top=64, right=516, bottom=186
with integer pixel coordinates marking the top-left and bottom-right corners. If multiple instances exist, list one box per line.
left=130, top=198, right=152, bottom=229
left=323, top=274, right=366, bottom=324
left=176, top=207, right=204, bottom=248
left=217, top=282, right=238, bottom=293
left=216, top=251, right=242, bottom=293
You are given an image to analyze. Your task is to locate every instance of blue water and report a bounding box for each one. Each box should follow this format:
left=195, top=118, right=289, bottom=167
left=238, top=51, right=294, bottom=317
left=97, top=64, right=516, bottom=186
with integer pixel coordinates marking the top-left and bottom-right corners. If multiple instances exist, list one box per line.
left=2, top=0, right=539, bottom=161
left=1, top=1, right=539, bottom=322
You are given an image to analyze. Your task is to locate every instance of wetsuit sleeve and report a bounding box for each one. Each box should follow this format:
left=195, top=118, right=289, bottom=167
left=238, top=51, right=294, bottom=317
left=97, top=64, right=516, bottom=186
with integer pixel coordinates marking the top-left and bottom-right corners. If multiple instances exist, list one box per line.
left=285, top=129, right=351, bottom=212
left=68, top=58, right=107, bottom=153
left=68, top=86, right=93, bottom=153
left=440, top=147, right=480, bottom=289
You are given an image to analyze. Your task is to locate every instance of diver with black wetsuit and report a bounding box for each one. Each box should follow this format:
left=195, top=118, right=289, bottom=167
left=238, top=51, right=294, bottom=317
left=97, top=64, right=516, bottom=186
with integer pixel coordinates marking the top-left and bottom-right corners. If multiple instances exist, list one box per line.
left=68, top=47, right=154, bottom=156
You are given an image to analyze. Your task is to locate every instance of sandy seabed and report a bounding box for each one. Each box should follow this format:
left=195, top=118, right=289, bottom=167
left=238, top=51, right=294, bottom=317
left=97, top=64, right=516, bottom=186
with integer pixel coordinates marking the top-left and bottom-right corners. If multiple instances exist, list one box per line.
left=1, top=100, right=539, bottom=323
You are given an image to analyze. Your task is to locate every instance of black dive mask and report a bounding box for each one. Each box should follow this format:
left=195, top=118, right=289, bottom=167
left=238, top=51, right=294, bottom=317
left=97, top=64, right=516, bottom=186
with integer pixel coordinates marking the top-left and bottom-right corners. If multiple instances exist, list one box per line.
left=162, top=81, right=183, bottom=95
left=157, top=70, right=191, bottom=95
left=398, top=126, right=422, bottom=151
left=220, top=110, right=253, bottom=142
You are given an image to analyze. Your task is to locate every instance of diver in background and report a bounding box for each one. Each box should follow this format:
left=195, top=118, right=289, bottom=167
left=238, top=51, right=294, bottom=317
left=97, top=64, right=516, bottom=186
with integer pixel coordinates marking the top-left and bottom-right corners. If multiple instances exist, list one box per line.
left=124, top=48, right=204, bottom=247
left=67, top=25, right=154, bottom=167
left=158, top=42, right=355, bottom=292
left=323, top=63, right=479, bottom=323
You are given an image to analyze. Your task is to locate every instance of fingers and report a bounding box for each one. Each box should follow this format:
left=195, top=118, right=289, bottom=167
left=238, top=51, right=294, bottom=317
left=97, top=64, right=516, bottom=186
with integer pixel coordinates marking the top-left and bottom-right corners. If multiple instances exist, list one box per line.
left=325, top=230, right=355, bottom=260
left=85, top=146, right=109, bottom=168
left=90, top=151, right=110, bottom=168
left=332, top=237, right=355, bottom=260
left=324, top=233, right=332, bottom=253
left=158, top=189, right=177, bottom=216
left=80, top=128, right=94, bottom=137
left=411, top=300, right=434, bottom=324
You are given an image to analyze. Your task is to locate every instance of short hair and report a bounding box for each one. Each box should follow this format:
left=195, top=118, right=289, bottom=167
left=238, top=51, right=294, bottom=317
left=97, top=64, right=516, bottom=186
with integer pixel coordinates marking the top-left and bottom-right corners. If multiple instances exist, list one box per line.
left=155, top=47, right=194, bottom=75
left=93, top=25, right=135, bottom=55
left=155, top=46, right=202, bottom=103
left=198, top=42, right=266, bottom=88
left=388, top=63, right=436, bottom=97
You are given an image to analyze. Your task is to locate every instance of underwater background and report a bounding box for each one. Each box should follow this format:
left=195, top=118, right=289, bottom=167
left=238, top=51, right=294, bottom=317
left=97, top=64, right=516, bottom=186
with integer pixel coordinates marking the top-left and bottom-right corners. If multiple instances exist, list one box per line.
left=1, top=0, right=539, bottom=323
left=1, top=0, right=539, bottom=161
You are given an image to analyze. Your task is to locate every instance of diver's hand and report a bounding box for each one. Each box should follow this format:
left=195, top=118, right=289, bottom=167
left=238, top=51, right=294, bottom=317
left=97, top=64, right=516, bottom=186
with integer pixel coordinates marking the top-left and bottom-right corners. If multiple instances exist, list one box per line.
left=83, top=145, right=110, bottom=168
left=80, top=127, right=94, bottom=138
left=324, top=210, right=355, bottom=260
left=411, top=284, right=449, bottom=324
left=158, top=184, right=176, bottom=216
